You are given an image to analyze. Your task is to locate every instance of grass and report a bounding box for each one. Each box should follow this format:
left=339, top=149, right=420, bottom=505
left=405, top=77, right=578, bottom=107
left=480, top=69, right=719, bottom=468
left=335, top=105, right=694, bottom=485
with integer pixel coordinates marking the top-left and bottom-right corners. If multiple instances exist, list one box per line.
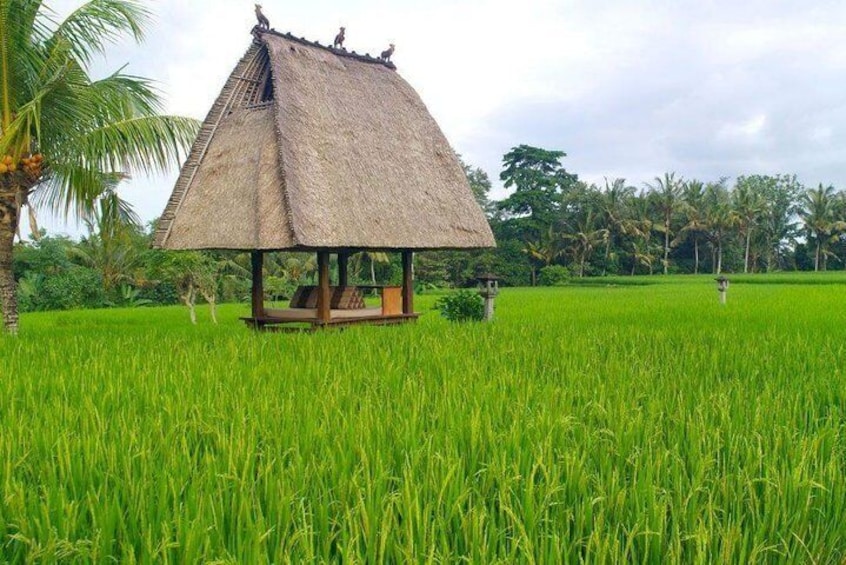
left=1, top=274, right=845, bottom=562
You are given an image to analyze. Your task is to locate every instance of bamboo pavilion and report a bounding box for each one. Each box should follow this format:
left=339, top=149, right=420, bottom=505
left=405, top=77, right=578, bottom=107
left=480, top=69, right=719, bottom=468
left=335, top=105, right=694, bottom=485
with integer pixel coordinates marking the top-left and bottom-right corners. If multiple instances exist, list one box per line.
left=154, top=27, right=495, bottom=328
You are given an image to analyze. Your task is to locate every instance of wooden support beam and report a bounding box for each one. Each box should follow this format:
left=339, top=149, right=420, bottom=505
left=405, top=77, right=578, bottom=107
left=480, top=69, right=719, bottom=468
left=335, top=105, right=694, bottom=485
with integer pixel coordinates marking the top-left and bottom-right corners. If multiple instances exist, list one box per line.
left=251, top=251, right=265, bottom=319
left=317, top=251, right=331, bottom=322
left=402, top=250, right=414, bottom=315
left=338, top=252, right=349, bottom=287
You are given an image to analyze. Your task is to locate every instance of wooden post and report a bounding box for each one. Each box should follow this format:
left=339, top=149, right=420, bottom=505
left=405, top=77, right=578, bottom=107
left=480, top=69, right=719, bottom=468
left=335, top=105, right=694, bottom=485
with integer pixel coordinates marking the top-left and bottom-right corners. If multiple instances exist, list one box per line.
left=251, top=251, right=264, bottom=319
left=317, top=251, right=331, bottom=322
left=338, top=252, right=349, bottom=287
left=402, top=250, right=414, bottom=315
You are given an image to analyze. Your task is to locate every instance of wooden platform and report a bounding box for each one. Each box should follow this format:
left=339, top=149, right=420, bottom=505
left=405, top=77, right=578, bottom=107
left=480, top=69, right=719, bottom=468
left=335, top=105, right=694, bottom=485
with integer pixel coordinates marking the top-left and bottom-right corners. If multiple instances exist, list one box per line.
left=245, top=251, right=416, bottom=332
left=241, top=312, right=419, bottom=331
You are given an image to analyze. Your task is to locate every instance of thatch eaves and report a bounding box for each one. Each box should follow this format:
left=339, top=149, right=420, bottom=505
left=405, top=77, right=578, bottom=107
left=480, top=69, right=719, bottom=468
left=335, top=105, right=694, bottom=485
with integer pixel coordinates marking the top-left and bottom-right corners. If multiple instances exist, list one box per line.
left=154, top=30, right=495, bottom=251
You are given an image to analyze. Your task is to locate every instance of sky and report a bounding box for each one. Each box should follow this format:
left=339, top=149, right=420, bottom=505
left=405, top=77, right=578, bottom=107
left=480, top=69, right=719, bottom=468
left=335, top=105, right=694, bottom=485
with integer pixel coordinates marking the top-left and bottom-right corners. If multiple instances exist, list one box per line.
left=32, top=0, right=846, bottom=237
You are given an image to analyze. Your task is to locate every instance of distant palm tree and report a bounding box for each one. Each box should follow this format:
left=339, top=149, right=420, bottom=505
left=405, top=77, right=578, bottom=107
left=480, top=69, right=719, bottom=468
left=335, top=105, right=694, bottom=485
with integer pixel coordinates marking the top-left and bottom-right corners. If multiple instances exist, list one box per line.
left=703, top=183, right=737, bottom=274
left=646, top=172, right=684, bottom=274
left=70, top=180, right=143, bottom=293
left=564, top=211, right=608, bottom=277
left=623, top=193, right=655, bottom=275
left=522, top=226, right=564, bottom=285
left=733, top=180, right=765, bottom=273
left=800, top=184, right=846, bottom=271
left=352, top=251, right=389, bottom=285
left=599, top=178, right=634, bottom=275
left=675, top=180, right=708, bottom=274
left=0, top=1, right=198, bottom=333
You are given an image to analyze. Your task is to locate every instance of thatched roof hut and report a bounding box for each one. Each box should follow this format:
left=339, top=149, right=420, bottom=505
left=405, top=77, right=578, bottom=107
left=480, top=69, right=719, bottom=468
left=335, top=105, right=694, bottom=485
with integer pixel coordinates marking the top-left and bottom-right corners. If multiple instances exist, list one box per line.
left=154, top=30, right=494, bottom=252
left=154, top=28, right=494, bottom=328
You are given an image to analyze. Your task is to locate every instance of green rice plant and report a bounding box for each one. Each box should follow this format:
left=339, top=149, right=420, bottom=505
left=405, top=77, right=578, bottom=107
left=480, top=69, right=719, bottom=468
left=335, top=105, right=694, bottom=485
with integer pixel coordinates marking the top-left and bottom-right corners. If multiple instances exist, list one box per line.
left=0, top=274, right=844, bottom=562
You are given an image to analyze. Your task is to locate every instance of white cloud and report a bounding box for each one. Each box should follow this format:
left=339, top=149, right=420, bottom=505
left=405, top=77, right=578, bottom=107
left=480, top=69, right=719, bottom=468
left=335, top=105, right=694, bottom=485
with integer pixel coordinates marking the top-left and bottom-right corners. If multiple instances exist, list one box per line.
left=26, top=0, right=846, bottom=238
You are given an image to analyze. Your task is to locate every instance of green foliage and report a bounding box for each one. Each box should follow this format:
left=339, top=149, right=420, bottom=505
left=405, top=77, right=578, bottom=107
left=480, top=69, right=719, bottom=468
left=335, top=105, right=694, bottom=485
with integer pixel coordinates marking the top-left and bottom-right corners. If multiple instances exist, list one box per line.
left=9, top=148, right=846, bottom=319
left=538, top=264, right=571, bottom=286
left=116, top=284, right=152, bottom=308
left=31, top=266, right=105, bottom=311
left=434, top=288, right=484, bottom=322
left=0, top=0, right=199, bottom=333
left=498, top=144, right=578, bottom=236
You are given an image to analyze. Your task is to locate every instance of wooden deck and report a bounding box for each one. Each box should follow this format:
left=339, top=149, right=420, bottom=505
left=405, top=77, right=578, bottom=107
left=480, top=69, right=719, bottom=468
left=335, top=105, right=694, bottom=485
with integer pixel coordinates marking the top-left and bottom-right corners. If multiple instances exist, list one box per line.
left=246, top=250, right=417, bottom=331
left=241, top=312, right=419, bottom=331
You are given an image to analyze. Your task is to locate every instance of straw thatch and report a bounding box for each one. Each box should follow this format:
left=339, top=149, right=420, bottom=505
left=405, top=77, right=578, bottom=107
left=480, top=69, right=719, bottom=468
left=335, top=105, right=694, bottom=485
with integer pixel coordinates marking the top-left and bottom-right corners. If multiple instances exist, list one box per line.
left=154, top=30, right=495, bottom=251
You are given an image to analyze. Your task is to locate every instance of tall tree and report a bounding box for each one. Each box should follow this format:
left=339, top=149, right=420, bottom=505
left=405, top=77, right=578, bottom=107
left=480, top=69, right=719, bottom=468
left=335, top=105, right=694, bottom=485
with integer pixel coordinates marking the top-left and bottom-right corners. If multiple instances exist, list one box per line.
left=498, top=145, right=578, bottom=237
left=624, top=192, right=656, bottom=275
left=598, top=178, right=634, bottom=275
left=646, top=172, right=684, bottom=274
left=0, top=0, right=198, bottom=333
left=459, top=157, right=494, bottom=218
left=800, top=184, right=845, bottom=271
left=522, top=226, right=562, bottom=286
left=563, top=210, right=608, bottom=278
left=742, top=175, right=801, bottom=271
left=703, top=181, right=736, bottom=274
left=675, top=179, right=708, bottom=274
left=732, top=177, right=766, bottom=273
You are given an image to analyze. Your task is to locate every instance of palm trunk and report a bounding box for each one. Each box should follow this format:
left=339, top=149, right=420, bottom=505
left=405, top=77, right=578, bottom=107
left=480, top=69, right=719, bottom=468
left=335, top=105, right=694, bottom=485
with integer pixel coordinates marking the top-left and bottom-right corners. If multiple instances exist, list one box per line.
left=370, top=256, right=376, bottom=285
left=663, top=219, right=670, bottom=275
left=602, top=238, right=611, bottom=276
left=744, top=229, right=751, bottom=273
left=694, top=237, right=700, bottom=274
left=717, top=243, right=723, bottom=274
left=0, top=194, right=20, bottom=334
left=815, top=241, right=821, bottom=272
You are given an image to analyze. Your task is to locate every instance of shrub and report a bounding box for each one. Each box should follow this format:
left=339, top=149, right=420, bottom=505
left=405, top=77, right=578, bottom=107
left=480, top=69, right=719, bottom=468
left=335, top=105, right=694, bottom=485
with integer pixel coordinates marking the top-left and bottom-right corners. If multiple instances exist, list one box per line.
left=138, top=281, right=180, bottom=306
left=539, top=265, right=571, bottom=286
left=434, top=289, right=484, bottom=322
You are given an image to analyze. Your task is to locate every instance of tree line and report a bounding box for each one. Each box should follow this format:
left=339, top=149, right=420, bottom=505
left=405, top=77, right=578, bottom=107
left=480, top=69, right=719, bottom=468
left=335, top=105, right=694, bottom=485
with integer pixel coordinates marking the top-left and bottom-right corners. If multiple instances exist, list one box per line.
left=4, top=3, right=845, bottom=326
left=421, top=145, right=846, bottom=287
left=11, top=144, right=846, bottom=315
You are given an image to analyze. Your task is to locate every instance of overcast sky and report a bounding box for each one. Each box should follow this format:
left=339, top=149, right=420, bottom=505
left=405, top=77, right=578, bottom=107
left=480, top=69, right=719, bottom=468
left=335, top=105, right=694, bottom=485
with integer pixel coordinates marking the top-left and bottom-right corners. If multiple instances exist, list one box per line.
left=35, top=0, right=846, bottom=237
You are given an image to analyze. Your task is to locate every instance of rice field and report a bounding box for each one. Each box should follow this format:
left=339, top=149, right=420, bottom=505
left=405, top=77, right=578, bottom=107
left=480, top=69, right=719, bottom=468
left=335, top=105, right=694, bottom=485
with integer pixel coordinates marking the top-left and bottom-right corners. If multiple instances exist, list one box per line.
left=1, top=275, right=845, bottom=563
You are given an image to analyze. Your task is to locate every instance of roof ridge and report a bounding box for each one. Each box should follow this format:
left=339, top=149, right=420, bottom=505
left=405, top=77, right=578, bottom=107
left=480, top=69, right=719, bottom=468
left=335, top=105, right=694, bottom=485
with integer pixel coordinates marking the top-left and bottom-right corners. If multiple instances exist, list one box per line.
left=252, top=26, right=397, bottom=71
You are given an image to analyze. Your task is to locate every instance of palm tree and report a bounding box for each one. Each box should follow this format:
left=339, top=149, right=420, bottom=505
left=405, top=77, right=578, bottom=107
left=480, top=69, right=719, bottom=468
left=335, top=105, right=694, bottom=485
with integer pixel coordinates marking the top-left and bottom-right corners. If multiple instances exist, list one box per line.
left=599, top=178, right=634, bottom=275
left=732, top=179, right=765, bottom=273
left=522, top=226, right=563, bottom=286
left=351, top=251, right=389, bottom=285
left=800, top=184, right=846, bottom=271
left=703, top=182, right=737, bottom=274
left=675, top=180, right=708, bottom=274
left=0, top=1, right=198, bottom=333
left=563, top=210, right=608, bottom=277
left=645, top=172, right=684, bottom=275
left=623, top=192, right=656, bottom=275
left=69, top=185, right=144, bottom=294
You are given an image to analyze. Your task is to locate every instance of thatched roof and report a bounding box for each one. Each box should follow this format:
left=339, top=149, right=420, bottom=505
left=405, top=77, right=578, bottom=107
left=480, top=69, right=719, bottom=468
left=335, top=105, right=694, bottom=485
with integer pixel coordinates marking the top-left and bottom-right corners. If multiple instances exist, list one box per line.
left=154, top=30, right=495, bottom=251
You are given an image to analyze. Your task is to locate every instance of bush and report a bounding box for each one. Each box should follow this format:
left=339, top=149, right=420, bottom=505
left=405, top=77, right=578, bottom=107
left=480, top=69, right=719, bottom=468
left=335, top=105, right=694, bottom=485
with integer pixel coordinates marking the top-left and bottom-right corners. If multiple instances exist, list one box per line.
left=138, top=281, right=180, bottom=306
left=434, top=289, right=484, bottom=322
left=33, top=267, right=106, bottom=311
left=539, top=265, right=571, bottom=286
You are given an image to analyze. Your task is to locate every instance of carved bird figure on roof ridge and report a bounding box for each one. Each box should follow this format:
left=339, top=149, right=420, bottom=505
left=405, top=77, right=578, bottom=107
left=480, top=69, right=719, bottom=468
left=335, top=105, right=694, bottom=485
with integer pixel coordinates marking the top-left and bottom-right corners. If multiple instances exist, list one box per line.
left=255, top=4, right=270, bottom=30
